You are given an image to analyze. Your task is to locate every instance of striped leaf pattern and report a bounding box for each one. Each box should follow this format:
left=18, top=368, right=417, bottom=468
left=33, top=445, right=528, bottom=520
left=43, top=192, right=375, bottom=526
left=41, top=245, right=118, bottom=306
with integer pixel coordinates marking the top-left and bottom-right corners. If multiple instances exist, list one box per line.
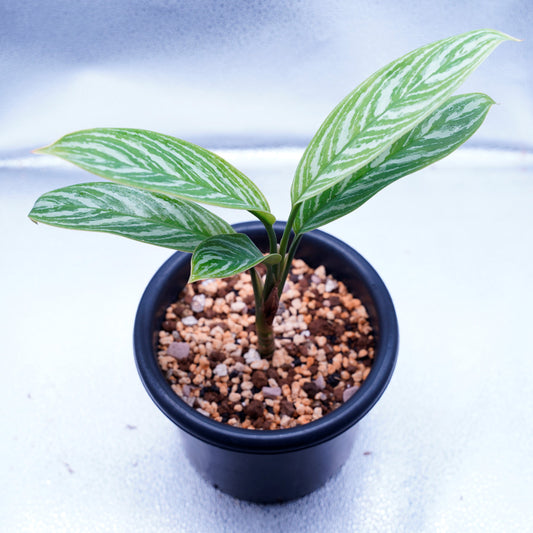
left=29, top=182, right=234, bottom=252
left=291, top=29, right=513, bottom=205
left=190, top=233, right=266, bottom=282
left=37, top=128, right=274, bottom=223
left=294, top=93, right=494, bottom=233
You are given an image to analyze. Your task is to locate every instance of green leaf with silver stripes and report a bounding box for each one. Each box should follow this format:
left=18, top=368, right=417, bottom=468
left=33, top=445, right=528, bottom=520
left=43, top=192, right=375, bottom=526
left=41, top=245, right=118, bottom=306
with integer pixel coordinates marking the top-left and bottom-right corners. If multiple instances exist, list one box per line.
left=36, top=128, right=275, bottom=224
left=291, top=29, right=515, bottom=205
left=294, top=93, right=495, bottom=234
left=28, top=182, right=234, bottom=252
left=190, top=233, right=271, bottom=282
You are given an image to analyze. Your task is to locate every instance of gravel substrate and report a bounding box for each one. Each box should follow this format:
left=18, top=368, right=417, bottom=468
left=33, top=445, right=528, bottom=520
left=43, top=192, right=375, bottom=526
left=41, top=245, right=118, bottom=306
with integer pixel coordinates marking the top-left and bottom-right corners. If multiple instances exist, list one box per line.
left=157, top=259, right=375, bottom=430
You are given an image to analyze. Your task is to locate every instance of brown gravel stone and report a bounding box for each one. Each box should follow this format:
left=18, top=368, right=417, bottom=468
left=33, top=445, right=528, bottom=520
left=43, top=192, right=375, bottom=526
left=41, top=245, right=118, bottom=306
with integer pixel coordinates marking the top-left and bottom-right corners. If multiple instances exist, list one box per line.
left=244, top=399, right=264, bottom=419
left=302, top=381, right=320, bottom=399
left=333, top=387, right=344, bottom=402
left=162, top=320, right=177, bottom=332
left=210, top=350, right=225, bottom=362
left=280, top=400, right=296, bottom=417
left=251, top=370, right=268, bottom=389
left=157, top=259, right=375, bottom=431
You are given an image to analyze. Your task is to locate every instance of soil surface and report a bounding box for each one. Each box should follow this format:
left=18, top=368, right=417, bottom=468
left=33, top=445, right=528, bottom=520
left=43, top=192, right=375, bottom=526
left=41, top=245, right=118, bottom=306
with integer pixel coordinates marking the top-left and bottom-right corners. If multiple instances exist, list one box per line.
left=157, top=259, right=375, bottom=430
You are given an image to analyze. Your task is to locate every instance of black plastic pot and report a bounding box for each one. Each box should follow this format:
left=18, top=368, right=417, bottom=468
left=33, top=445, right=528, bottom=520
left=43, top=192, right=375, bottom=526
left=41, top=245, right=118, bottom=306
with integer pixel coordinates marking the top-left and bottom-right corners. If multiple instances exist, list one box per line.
left=134, top=221, right=398, bottom=503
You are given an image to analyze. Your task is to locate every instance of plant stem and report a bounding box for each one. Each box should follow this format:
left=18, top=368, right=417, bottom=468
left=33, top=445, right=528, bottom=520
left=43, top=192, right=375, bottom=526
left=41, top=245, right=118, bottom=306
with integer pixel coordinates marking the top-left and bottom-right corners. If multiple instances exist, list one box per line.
left=265, top=222, right=278, bottom=256
left=250, top=267, right=275, bottom=357
left=250, top=208, right=303, bottom=358
left=278, top=232, right=303, bottom=298
left=253, top=211, right=279, bottom=277
left=250, top=266, right=263, bottom=303
left=278, top=204, right=300, bottom=258
left=255, top=311, right=276, bottom=357
left=251, top=210, right=278, bottom=254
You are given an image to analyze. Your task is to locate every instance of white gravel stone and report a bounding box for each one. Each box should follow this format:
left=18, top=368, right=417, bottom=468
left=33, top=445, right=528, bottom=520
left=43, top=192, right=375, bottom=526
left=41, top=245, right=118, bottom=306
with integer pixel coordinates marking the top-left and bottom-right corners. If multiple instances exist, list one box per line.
left=223, top=343, right=239, bottom=355
left=200, top=279, right=218, bottom=296
left=291, top=298, right=302, bottom=310
left=343, top=385, right=360, bottom=403
left=293, top=334, right=306, bottom=345
left=262, top=386, right=282, bottom=398
left=213, top=363, right=228, bottom=377
left=250, top=359, right=269, bottom=370
left=228, top=392, right=241, bottom=402
left=191, top=294, right=206, bottom=313
left=182, top=316, right=198, bottom=326
left=184, top=396, right=196, bottom=407
left=315, top=266, right=326, bottom=278
left=244, top=348, right=261, bottom=364
left=230, top=301, right=247, bottom=313
left=167, top=342, right=190, bottom=360
left=325, top=278, right=339, bottom=292
left=234, top=362, right=246, bottom=373
left=314, top=373, right=326, bottom=390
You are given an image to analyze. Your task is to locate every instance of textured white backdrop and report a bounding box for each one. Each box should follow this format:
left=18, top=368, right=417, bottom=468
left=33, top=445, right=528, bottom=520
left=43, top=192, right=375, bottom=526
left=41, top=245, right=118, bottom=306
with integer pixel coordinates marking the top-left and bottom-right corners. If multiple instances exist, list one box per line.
left=1, top=148, right=532, bottom=532
left=0, top=1, right=531, bottom=152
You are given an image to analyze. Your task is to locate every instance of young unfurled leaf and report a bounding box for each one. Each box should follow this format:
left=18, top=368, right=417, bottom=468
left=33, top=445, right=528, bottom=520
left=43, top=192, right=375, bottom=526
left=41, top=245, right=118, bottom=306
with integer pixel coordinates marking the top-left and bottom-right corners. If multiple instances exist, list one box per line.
left=262, top=253, right=282, bottom=266
left=36, top=128, right=275, bottom=224
left=294, top=93, right=494, bottom=233
left=291, top=29, right=513, bottom=205
left=29, top=182, right=234, bottom=251
left=190, top=233, right=272, bottom=282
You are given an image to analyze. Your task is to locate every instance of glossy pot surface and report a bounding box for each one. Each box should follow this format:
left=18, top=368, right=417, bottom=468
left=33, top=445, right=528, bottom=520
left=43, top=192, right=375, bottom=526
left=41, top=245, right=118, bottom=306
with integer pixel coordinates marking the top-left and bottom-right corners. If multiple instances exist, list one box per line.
left=134, top=222, right=398, bottom=502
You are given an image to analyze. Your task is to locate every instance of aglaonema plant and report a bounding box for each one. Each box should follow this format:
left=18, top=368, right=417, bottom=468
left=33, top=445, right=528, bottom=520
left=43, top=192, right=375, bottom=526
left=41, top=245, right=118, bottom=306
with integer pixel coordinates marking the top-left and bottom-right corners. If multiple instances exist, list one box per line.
left=29, top=29, right=515, bottom=357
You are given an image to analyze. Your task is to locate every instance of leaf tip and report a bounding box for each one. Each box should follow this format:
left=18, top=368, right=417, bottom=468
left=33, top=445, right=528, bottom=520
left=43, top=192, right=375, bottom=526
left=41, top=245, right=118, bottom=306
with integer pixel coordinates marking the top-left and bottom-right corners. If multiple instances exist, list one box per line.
left=486, top=29, right=521, bottom=43
left=32, top=145, right=49, bottom=155
left=472, top=92, right=497, bottom=107
left=475, top=93, right=497, bottom=106
left=502, top=32, right=522, bottom=43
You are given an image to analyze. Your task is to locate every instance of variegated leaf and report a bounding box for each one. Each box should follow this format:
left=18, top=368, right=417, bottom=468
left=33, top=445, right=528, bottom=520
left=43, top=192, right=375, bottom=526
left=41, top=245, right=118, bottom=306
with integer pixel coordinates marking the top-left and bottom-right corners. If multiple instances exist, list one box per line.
left=294, top=93, right=494, bottom=234
left=291, top=29, right=514, bottom=204
left=36, top=128, right=275, bottom=224
left=28, top=182, right=234, bottom=252
left=190, top=233, right=268, bottom=282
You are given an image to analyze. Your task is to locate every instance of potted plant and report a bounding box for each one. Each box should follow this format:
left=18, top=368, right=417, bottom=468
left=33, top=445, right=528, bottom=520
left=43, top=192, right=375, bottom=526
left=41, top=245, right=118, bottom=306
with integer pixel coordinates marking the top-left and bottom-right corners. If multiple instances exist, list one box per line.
left=29, top=29, right=514, bottom=503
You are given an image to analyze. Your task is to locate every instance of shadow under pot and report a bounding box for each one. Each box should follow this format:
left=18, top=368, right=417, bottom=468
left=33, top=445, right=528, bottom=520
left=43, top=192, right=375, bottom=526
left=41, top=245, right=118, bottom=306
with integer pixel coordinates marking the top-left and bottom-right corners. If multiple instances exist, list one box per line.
left=134, top=221, right=399, bottom=503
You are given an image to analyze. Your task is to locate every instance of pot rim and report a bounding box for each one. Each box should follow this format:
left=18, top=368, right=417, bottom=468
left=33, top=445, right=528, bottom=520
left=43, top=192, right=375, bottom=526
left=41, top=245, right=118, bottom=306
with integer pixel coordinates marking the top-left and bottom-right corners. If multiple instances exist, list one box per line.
left=134, top=221, right=398, bottom=454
